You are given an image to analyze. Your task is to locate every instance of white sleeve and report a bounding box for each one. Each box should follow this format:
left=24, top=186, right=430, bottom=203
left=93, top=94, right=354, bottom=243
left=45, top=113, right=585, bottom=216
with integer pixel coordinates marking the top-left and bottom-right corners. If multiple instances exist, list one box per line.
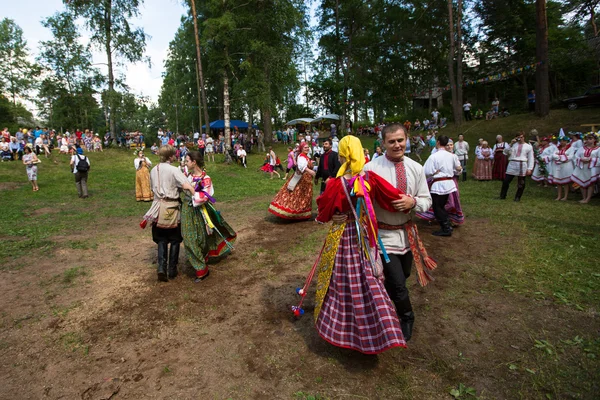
left=423, top=157, right=436, bottom=178
left=297, top=156, right=308, bottom=173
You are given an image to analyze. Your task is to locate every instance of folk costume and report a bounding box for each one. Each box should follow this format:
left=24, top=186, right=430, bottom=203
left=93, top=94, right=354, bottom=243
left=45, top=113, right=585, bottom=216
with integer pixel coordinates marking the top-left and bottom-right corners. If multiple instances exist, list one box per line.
left=473, top=146, right=493, bottom=180
left=454, top=139, right=469, bottom=181
left=363, top=146, right=435, bottom=341
left=134, top=156, right=154, bottom=201
left=571, top=144, right=599, bottom=188
left=293, top=136, right=425, bottom=353
left=268, top=152, right=314, bottom=220
left=181, top=171, right=236, bottom=281
left=532, top=141, right=554, bottom=183
left=423, top=148, right=462, bottom=236
left=499, top=141, right=534, bottom=201
left=492, top=141, right=509, bottom=180
left=142, top=161, right=188, bottom=281
left=548, top=142, right=575, bottom=185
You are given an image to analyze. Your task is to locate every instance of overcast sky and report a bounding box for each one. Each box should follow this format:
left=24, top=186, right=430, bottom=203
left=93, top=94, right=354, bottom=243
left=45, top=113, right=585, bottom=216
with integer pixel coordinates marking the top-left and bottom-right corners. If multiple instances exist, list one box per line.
left=6, top=0, right=187, bottom=103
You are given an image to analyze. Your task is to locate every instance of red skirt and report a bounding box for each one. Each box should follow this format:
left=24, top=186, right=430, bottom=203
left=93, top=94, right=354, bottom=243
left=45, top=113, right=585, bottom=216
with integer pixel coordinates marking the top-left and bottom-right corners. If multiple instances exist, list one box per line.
left=268, top=173, right=313, bottom=220
left=492, top=152, right=508, bottom=180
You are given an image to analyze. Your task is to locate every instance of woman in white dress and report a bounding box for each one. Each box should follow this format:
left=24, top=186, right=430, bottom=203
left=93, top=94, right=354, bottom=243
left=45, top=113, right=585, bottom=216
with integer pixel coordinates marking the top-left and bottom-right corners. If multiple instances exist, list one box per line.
left=549, top=136, right=575, bottom=201
left=571, top=133, right=599, bottom=204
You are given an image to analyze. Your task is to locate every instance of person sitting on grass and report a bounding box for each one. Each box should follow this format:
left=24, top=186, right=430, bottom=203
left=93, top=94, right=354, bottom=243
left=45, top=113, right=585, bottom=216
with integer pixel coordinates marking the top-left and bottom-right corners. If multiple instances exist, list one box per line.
left=475, top=109, right=483, bottom=119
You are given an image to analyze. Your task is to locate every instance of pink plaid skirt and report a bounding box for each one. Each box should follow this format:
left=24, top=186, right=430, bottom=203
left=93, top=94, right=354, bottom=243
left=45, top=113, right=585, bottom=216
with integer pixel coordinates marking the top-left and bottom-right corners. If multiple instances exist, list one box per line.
left=315, top=224, right=406, bottom=354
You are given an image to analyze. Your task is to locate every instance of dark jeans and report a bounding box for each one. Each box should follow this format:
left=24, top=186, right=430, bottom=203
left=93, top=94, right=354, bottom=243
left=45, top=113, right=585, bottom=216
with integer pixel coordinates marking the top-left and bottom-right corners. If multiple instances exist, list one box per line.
left=464, top=110, right=472, bottom=121
left=381, top=252, right=414, bottom=319
left=500, top=174, right=526, bottom=199
left=75, top=171, right=88, bottom=197
left=431, top=193, right=450, bottom=224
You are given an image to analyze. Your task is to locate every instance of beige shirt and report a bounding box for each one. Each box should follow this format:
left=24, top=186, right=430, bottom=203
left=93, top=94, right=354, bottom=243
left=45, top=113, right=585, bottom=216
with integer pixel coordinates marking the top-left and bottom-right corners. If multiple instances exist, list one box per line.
left=150, top=163, right=187, bottom=200
left=364, top=156, right=432, bottom=254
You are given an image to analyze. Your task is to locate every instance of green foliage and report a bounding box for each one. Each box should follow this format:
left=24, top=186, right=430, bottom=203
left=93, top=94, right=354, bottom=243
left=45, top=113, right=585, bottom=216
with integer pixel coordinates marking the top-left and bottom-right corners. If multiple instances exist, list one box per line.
left=37, top=11, right=102, bottom=129
left=0, top=18, right=39, bottom=104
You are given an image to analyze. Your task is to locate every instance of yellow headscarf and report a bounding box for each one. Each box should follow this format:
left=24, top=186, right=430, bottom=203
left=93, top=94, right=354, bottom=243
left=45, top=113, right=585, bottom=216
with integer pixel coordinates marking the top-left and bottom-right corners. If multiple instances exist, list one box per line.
left=336, top=135, right=365, bottom=178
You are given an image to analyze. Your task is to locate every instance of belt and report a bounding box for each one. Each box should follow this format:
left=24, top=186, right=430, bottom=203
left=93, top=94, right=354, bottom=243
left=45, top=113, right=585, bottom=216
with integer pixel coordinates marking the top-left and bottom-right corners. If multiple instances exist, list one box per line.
left=433, top=177, right=454, bottom=183
left=160, top=197, right=181, bottom=202
left=377, top=221, right=409, bottom=231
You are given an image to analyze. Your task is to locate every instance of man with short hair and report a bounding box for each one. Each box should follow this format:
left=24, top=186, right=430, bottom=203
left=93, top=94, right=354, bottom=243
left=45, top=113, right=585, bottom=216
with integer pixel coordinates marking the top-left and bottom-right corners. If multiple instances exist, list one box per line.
left=143, top=145, right=195, bottom=281
left=424, top=135, right=462, bottom=236
left=454, top=134, right=469, bottom=181
left=70, top=147, right=91, bottom=198
left=462, top=101, right=472, bottom=121
left=499, top=132, right=534, bottom=202
left=362, top=123, right=434, bottom=341
left=314, top=138, right=341, bottom=194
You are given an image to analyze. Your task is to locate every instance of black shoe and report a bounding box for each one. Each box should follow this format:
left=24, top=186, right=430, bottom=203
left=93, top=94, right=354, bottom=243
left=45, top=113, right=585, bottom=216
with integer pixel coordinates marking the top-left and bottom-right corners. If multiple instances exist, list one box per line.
left=496, top=196, right=506, bottom=200
left=400, top=311, right=415, bottom=342
left=514, top=197, right=520, bottom=202
left=433, top=221, right=452, bottom=237
left=157, top=271, right=168, bottom=282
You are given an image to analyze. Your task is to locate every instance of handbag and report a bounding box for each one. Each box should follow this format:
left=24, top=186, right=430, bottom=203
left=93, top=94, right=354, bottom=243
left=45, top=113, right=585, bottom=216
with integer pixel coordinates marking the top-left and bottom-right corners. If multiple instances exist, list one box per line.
left=287, top=171, right=303, bottom=191
left=156, top=200, right=181, bottom=229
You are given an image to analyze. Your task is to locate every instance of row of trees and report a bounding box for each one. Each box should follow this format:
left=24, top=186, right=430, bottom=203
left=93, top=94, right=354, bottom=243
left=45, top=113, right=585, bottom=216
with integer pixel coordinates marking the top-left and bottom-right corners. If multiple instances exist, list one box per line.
left=0, top=0, right=598, bottom=137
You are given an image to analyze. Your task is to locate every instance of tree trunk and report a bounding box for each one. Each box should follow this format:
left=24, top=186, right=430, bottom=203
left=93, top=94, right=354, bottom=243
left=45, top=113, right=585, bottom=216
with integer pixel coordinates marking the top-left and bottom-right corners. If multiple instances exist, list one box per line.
left=456, top=0, right=464, bottom=113
left=195, top=62, right=202, bottom=135
left=535, top=0, right=550, bottom=117
left=262, top=66, right=273, bottom=143
left=262, top=108, right=272, bottom=145
left=105, top=0, right=117, bottom=143
left=447, top=0, right=461, bottom=125
left=190, top=0, right=211, bottom=137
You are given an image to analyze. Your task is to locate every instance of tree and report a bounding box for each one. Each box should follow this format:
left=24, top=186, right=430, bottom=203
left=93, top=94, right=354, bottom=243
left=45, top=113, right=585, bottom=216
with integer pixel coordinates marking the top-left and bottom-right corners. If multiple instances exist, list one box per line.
left=0, top=18, right=38, bottom=105
left=536, top=0, right=550, bottom=116
left=65, top=0, right=148, bottom=142
left=38, top=12, right=102, bottom=129
left=189, top=0, right=210, bottom=138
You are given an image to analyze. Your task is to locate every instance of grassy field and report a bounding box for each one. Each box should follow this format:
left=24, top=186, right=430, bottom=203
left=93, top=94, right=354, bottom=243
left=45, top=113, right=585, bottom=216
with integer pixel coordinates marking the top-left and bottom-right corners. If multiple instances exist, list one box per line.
left=0, top=109, right=598, bottom=399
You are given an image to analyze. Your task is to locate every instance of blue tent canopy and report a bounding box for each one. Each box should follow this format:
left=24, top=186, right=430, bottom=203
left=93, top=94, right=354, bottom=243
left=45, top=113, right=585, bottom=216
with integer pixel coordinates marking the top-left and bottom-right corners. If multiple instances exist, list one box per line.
left=201, top=120, right=258, bottom=129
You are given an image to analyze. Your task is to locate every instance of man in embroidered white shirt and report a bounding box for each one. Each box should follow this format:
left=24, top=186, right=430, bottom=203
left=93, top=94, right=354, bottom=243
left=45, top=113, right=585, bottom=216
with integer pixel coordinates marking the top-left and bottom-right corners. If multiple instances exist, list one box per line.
left=424, top=135, right=462, bottom=236
left=454, top=134, right=469, bottom=181
left=499, top=132, right=534, bottom=201
left=362, top=123, right=432, bottom=341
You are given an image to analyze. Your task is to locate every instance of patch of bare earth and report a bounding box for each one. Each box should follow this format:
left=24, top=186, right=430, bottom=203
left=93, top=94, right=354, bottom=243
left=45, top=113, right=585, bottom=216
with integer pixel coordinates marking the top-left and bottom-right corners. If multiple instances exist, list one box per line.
left=0, top=202, right=597, bottom=399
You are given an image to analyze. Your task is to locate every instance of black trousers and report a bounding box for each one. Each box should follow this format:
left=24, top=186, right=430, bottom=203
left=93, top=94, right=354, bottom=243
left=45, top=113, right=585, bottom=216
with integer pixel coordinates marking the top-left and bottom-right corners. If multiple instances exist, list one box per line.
left=151, top=224, right=183, bottom=245
left=500, top=174, right=526, bottom=199
left=464, top=110, right=472, bottom=121
left=431, top=193, right=450, bottom=224
left=381, top=252, right=414, bottom=318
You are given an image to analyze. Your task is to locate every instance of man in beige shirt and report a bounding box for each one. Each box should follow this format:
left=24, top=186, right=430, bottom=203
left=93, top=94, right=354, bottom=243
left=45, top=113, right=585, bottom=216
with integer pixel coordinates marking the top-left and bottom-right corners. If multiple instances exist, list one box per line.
left=144, top=145, right=194, bottom=281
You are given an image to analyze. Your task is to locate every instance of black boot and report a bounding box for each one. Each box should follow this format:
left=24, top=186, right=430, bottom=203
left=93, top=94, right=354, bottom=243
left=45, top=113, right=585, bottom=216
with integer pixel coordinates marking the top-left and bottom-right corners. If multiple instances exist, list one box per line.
left=400, top=311, right=415, bottom=342
left=157, top=242, right=168, bottom=282
left=433, top=221, right=452, bottom=237
left=168, top=242, right=180, bottom=279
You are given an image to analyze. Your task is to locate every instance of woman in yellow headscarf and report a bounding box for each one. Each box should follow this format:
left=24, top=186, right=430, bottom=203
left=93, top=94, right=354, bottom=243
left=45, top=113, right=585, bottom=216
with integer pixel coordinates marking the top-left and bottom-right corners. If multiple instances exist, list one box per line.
left=292, top=135, right=406, bottom=354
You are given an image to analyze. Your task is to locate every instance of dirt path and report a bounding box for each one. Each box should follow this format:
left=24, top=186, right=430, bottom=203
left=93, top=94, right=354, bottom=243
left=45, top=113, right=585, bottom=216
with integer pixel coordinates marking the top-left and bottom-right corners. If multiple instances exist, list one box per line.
left=0, top=200, right=597, bottom=399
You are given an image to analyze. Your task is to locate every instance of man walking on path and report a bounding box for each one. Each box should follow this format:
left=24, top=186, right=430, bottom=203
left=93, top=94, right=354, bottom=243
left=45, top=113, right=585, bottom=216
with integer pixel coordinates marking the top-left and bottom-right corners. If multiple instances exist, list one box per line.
left=70, top=147, right=91, bottom=198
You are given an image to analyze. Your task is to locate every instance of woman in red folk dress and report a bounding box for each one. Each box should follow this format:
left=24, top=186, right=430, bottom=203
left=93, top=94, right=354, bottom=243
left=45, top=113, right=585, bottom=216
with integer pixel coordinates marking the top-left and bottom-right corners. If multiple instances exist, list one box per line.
left=292, top=135, right=413, bottom=354
left=268, top=143, right=315, bottom=220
